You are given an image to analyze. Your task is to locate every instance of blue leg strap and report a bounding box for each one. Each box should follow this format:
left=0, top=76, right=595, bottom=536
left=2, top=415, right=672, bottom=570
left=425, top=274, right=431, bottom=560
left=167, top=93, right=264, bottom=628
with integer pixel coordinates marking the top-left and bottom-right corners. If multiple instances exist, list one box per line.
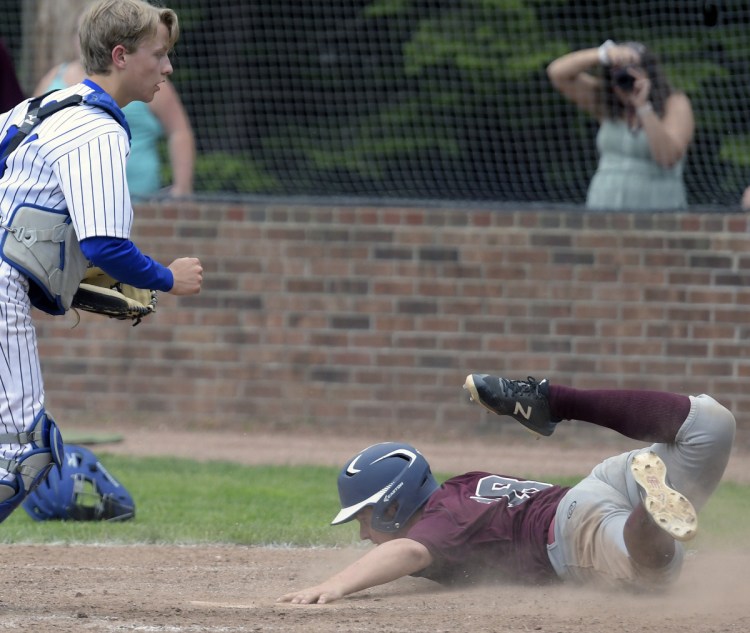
left=0, top=410, right=64, bottom=524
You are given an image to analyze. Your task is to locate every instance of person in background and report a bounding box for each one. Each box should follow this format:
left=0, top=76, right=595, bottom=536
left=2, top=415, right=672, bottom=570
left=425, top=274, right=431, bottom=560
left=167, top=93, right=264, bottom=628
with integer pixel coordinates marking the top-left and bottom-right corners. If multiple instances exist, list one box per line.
left=34, top=5, right=195, bottom=199
left=0, top=38, right=24, bottom=111
left=741, top=186, right=750, bottom=210
left=547, top=41, right=694, bottom=211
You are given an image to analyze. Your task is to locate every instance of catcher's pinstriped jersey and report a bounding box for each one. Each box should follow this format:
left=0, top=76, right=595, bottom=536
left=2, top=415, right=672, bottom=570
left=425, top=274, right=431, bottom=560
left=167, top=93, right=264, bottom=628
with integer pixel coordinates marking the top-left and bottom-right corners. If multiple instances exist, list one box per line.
left=0, top=82, right=134, bottom=240
left=0, top=82, right=132, bottom=486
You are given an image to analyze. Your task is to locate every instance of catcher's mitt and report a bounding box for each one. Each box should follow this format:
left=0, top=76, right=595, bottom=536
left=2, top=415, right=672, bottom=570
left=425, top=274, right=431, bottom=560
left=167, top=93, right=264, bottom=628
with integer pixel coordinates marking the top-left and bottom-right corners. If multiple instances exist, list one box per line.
left=72, top=267, right=157, bottom=326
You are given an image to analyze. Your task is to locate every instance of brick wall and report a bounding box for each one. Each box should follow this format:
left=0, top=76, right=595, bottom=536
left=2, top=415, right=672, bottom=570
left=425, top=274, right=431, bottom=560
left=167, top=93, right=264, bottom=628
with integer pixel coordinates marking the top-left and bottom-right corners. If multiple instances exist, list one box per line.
left=35, top=202, right=750, bottom=444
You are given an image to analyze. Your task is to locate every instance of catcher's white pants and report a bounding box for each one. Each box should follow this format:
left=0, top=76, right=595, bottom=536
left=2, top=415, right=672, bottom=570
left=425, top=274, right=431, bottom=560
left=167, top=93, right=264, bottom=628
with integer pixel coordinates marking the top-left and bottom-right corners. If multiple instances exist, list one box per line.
left=0, top=260, right=46, bottom=480
left=547, top=393, right=736, bottom=589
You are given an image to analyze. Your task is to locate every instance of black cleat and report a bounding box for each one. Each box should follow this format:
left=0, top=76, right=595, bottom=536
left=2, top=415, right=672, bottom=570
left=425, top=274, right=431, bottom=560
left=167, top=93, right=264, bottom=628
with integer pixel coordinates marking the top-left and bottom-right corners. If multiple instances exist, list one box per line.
left=463, top=374, right=558, bottom=437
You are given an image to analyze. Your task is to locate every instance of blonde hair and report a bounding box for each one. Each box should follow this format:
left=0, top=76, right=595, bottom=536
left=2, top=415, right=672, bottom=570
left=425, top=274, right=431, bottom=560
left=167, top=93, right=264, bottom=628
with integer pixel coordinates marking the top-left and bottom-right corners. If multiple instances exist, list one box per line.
left=79, top=0, right=179, bottom=75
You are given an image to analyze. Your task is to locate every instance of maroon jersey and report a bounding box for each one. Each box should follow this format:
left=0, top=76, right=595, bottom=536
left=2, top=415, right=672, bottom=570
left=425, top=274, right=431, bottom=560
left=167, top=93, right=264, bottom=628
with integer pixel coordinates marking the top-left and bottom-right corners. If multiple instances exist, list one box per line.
left=406, top=472, right=569, bottom=586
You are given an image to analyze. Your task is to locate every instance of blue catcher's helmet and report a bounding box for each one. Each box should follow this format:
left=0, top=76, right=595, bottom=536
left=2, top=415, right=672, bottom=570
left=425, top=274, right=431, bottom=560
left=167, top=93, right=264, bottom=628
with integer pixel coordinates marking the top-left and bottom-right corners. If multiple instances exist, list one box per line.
left=22, top=445, right=135, bottom=521
left=331, top=442, right=440, bottom=533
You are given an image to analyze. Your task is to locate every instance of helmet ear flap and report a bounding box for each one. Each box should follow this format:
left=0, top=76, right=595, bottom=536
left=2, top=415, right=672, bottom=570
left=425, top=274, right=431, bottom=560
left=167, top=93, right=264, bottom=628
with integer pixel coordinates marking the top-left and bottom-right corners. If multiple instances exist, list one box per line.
left=370, top=457, right=439, bottom=532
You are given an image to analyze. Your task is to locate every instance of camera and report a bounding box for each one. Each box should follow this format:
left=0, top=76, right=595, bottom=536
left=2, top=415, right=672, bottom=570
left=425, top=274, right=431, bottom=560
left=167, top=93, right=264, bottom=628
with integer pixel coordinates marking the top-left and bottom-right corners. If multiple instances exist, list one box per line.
left=612, top=67, right=636, bottom=92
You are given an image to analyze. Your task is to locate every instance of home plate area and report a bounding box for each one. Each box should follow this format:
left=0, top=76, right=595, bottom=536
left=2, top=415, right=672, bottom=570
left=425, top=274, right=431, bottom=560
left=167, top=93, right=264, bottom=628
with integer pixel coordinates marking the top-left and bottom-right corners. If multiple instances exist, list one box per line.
left=1, top=543, right=747, bottom=633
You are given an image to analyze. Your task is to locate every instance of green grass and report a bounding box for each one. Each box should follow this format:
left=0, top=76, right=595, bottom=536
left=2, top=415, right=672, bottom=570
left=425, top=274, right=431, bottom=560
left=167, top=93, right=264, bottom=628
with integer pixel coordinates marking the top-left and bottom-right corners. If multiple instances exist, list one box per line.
left=691, top=481, right=750, bottom=548
left=2, top=455, right=359, bottom=546
left=1, top=456, right=745, bottom=549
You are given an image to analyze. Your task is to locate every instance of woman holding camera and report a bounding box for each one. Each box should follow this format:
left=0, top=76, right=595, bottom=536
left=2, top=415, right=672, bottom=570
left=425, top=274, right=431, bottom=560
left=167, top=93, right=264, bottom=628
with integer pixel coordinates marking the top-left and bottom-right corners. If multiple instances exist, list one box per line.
left=547, top=41, right=694, bottom=211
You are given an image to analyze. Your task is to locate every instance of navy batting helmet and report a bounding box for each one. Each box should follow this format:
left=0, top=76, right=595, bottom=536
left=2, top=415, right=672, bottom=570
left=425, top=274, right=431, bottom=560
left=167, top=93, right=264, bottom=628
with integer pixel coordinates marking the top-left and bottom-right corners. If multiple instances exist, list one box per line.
left=22, top=445, right=135, bottom=521
left=331, top=442, right=440, bottom=533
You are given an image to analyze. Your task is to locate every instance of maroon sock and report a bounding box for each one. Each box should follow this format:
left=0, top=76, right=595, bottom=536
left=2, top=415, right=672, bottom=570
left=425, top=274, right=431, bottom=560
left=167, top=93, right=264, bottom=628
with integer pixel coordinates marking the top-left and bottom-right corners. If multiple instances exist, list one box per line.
left=548, top=385, right=691, bottom=442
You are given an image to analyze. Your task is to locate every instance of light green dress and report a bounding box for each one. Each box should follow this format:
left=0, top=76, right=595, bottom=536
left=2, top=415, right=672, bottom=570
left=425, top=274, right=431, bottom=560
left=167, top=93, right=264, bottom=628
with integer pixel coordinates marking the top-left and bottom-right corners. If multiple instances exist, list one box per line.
left=586, top=119, right=687, bottom=211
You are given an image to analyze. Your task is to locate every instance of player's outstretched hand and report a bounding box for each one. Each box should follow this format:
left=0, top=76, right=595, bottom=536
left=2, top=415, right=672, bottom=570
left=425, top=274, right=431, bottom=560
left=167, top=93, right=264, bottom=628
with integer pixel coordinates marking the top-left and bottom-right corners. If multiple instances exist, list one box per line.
left=277, top=583, right=344, bottom=605
left=168, top=257, right=203, bottom=295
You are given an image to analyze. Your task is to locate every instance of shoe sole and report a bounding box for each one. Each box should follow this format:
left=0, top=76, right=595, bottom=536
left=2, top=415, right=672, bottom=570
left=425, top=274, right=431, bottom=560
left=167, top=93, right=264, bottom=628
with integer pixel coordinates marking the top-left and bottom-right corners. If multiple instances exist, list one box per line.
left=631, top=451, right=697, bottom=542
left=463, top=374, right=543, bottom=439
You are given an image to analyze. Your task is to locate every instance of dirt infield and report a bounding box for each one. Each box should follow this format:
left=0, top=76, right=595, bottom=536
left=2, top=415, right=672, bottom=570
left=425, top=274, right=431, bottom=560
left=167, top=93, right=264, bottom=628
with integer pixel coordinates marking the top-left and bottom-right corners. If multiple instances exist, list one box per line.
left=4, top=543, right=748, bottom=633
left=3, top=427, right=748, bottom=633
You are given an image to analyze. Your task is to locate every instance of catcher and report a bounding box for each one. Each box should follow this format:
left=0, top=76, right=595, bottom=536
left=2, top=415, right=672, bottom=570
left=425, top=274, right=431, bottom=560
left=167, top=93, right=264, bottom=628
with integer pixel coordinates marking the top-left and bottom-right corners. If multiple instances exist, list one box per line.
left=0, top=0, right=201, bottom=524
left=279, top=374, right=735, bottom=604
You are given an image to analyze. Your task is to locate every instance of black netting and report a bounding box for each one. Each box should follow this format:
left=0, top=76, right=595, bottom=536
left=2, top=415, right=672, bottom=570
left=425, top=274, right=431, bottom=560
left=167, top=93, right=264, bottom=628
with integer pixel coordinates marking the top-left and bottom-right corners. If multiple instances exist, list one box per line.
left=2, top=1, right=749, bottom=207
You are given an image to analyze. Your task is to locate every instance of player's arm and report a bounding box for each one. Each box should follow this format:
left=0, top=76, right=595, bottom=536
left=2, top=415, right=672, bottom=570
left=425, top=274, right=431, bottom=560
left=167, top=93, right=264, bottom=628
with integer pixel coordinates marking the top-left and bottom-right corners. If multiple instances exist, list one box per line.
left=79, top=237, right=202, bottom=296
left=80, top=237, right=172, bottom=290
left=277, top=538, right=433, bottom=605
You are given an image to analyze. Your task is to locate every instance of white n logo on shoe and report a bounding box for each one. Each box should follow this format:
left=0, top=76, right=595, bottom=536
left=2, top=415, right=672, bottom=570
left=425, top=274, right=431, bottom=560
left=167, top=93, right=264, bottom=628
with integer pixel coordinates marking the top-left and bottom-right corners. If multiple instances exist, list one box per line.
left=514, top=401, right=532, bottom=420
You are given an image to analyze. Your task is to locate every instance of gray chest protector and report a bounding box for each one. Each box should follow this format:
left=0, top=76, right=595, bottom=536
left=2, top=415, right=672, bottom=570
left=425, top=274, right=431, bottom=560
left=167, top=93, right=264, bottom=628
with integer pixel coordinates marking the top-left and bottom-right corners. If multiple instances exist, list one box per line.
left=0, top=91, right=127, bottom=315
left=0, top=203, right=88, bottom=315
